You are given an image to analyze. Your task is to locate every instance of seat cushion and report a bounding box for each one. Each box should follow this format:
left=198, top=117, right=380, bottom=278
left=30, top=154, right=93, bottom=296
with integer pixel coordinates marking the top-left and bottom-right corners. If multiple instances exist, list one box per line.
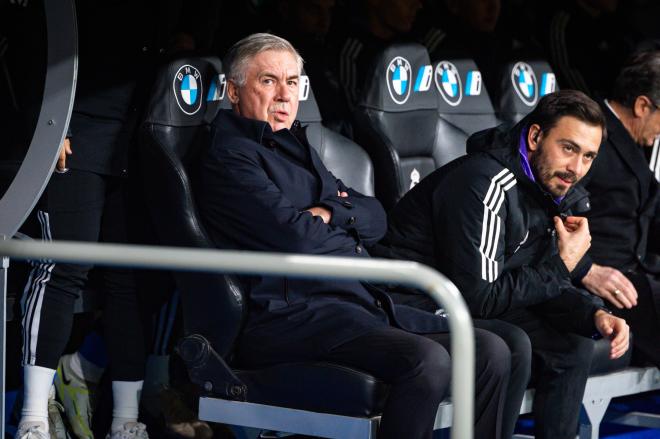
left=236, top=362, right=389, bottom=417
left=589, top=335, right=631, bottom=375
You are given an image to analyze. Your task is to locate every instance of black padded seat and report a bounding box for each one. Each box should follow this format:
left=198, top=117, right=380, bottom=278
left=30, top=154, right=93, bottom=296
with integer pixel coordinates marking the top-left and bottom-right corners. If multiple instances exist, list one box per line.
left=353, top=44, right=500, bottom=210
left=297, top=72, right=375, bottom=196
left=496, top=60, right=558, bottom=124
left=589, top=335, right=631, bottom=375
left=237, top=362, right=388, bottom=417
left=353, top=43, right=444, bottom=210
left=139, top=56, right=388, bottom=417
left=433, top=58, right=500, bottom=166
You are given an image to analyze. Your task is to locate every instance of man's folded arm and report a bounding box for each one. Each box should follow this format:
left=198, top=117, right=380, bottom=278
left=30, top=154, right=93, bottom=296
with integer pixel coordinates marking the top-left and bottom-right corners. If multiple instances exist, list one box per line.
left=321, top=179, right=387, bottom=245
left=199, top=148, right=363, bottom=254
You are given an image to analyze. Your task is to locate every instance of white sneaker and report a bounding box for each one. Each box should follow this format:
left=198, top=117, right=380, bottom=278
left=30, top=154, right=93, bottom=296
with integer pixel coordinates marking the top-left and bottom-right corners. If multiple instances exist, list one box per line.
left=48, top=385, right=70, bottom=439
left=54, top=354, right=95, bottom=438
left=14, top=421, right=49, bottom=439
left=105, top=422, right=149, bottom=439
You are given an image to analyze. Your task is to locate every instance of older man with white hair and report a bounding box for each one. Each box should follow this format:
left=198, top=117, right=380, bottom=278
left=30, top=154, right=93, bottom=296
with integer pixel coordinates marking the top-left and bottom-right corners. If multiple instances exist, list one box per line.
left=196, top=33, right=525, bottom=438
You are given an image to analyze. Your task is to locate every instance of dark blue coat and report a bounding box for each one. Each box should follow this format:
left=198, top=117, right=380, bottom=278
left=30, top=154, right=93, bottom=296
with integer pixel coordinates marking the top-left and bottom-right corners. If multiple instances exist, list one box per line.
left=198, top=110, right=449, bottom=359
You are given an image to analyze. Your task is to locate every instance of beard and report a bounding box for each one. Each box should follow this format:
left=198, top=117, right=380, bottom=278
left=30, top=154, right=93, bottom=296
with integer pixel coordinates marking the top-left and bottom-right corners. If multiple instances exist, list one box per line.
left=529, top=142, right=577, bottom=198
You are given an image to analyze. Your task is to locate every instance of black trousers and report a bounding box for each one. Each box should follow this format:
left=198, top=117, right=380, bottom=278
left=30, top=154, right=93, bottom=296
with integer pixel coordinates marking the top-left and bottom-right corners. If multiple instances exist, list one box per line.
left=614, top=271, right=660, bottom=368
left=239, top=324, right=513, bottom=439
left=499, top=308, right=594, bottom=439
left=386, top=293, right=531, bottom=439
left=19, top=169, right=145, bottom=381
left=472, top=319, right=531, bottom=439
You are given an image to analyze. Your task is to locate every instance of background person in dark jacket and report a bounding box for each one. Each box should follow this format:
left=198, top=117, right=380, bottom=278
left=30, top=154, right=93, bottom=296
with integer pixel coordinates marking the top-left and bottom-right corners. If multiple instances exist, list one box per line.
left=378, top=90, right=629, bottom=439
left=197, top=32, right=523, bottom=439
left=580, top=51, right=660, bottom=367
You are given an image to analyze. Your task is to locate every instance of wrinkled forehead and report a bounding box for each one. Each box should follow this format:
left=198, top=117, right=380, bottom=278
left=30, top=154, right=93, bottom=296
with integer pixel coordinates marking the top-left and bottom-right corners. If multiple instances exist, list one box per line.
left=246, top=49, right=301, bottom=78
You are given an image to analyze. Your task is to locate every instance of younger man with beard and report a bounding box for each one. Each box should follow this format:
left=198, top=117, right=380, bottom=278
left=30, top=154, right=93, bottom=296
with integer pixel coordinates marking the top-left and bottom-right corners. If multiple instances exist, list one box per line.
left=377, top=90, right=629, bottom=439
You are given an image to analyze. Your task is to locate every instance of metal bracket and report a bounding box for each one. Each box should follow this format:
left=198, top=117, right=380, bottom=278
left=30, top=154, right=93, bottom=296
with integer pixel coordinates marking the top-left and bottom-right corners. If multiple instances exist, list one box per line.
left=177, top=334, right=247, bottom=401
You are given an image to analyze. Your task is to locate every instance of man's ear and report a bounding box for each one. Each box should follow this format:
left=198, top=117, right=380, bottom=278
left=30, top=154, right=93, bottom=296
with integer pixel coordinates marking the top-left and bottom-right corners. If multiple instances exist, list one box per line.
left=632, top=95, right=653, bottom=118
left=227, top=79, right=240, bottom=105
left=528, top=124, right=542, bottom=151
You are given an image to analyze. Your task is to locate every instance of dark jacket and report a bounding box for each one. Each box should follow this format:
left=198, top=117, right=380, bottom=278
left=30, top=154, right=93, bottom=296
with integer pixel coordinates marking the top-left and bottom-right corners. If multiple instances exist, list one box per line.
left=378, top=119, right=602, bottom=336
left=583, top=102, right=660, bottom=274
left=197, top=110, right=449, bottom=358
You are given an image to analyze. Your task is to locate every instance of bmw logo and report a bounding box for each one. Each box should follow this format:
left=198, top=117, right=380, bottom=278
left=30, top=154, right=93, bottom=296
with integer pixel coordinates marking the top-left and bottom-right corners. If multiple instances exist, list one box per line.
left=386, top=57, right=412, bottom=105
left=434, top=61, right=463, bottom=106
left=173, top=65, right=203, bottom=115
left=511, top=62, right=537, bottom=107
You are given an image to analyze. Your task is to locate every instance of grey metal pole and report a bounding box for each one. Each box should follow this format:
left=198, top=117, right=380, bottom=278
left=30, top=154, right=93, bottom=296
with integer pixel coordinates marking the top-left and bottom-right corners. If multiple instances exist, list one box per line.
left=0, top=2, right=76, bottom=435
left=0, top=0, right=78, bottom=238
left=0, top=239, right=475, bottom=438
left=0, top=236, right=7, bottom=439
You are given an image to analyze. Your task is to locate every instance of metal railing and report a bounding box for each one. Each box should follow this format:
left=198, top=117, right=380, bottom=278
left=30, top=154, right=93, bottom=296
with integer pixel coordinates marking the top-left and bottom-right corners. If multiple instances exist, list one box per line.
left=0, top=238, right=475, bottom=438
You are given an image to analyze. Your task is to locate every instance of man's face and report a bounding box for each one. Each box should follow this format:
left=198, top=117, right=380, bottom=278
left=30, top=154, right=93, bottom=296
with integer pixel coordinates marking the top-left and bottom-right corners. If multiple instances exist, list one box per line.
left=228, top=50, right=300, bottom=132
left=528, top=116, right=602, bottom=198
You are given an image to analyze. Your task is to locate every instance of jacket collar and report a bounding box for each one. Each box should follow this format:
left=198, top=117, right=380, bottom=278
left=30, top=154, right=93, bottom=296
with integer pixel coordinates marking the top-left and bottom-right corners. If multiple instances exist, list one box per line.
left=213, top=109, right=271, bottom=142
left=213, top=109, right=304, bottom=145
left=600, top=101, right=651, bottom=199
left=212, top=109, right=330, bottom=193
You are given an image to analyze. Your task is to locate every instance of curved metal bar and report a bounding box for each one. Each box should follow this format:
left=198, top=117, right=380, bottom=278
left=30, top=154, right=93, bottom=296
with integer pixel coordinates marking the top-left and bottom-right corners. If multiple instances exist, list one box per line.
left=0, top=239, right=475, bottom=438
left=0, top=0, right=77, bottom=238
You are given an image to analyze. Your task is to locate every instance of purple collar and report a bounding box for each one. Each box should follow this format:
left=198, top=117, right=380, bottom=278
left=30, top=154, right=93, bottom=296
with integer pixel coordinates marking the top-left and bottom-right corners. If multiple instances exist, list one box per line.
left=518, top=127, right=564, bottom=205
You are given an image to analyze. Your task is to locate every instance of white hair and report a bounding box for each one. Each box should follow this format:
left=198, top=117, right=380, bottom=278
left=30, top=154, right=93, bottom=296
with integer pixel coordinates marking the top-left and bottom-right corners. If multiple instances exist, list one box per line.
left=224, top=33, right=304, bottom=86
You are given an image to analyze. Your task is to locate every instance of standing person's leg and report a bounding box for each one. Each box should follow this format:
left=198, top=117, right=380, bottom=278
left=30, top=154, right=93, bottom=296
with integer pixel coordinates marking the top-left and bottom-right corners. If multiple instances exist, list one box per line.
left=17, top=170, right=106, bottom=436
left=99, top=178, right=148, bottom=437
left=474, top=319, right=531, bottom=438
left=501, top=308, right=594, bottom=439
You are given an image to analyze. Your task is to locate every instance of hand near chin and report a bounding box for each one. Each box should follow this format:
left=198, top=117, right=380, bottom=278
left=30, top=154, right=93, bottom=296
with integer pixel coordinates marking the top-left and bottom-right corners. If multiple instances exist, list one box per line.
left=555, top=216, right=591, bottom=272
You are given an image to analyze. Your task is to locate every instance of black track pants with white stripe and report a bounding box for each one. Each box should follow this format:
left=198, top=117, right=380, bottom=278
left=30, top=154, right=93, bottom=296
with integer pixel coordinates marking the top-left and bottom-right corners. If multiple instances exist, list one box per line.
left=19, top=169, right=145, bottom=381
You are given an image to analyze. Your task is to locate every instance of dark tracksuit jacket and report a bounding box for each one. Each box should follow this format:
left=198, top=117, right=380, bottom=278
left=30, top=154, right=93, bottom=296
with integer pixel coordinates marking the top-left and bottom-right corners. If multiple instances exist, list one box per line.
left=378, top=119, right=603, bottom=336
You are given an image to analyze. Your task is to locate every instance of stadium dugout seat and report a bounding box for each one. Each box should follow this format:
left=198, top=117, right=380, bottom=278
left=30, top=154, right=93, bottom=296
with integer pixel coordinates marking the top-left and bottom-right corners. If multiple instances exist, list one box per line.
left=352, top=43, right=440, bottom=211
left=353, top=44, right=499, bottom=211
left=496, top=60, right=559, bottom=124
left=297, top=70, right=376, bottom=196
left=138, top=55, right=389, bottom=438
left=587, top=336, right=630, bottom=375
left=432, top=57, right=500, bottom=161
